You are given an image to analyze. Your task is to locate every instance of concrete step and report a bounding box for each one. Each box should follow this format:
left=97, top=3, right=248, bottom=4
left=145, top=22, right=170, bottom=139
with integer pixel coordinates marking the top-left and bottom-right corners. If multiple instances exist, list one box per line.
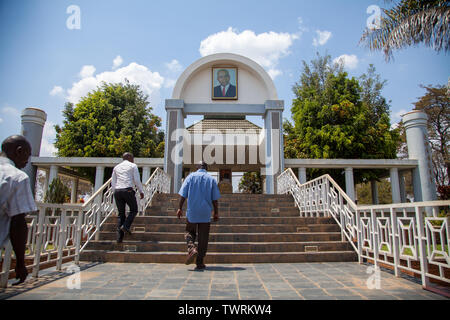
left=80, top=193, right=356, bottom=264
left=98, top=232, right=342, bottom=242
left=84, top=240, right=353, bottom=253
left=100, top=223, right=341, bottom=233
left=79, top=250, right=358, bottom=264
left=144, top=209, right=304, bottom=217
left=106, top=216, right=338, bottom=225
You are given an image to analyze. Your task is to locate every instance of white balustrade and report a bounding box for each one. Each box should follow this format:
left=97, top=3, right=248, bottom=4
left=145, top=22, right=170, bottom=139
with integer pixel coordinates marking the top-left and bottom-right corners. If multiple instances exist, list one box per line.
left=277, top=168, right=450, bottom=290
left=0, top=167, right=170, bottom=288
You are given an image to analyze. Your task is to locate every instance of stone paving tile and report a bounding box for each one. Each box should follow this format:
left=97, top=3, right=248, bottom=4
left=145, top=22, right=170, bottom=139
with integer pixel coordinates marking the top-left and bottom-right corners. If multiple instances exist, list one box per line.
left=1, top=262, right=448, bottom=300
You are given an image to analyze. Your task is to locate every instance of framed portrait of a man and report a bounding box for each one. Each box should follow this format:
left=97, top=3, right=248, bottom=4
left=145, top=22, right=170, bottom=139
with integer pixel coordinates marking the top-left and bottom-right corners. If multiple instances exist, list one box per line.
left=212, top=67, right=238, bottom=100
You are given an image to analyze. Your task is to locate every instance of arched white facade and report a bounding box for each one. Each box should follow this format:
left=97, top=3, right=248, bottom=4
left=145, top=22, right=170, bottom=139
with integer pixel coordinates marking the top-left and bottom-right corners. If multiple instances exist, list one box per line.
left=165, top=53, right=284, bottom=194
left=172, top=53, right=278, bottom=104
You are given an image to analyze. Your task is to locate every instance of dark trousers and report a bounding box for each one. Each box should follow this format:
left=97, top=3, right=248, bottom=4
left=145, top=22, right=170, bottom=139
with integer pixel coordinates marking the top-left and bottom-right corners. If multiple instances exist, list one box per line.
left=10, top=214, right=28, bottom=278
left=114, top=188, right=138, bottom=235
left=185, top=221, right=210, bottom=265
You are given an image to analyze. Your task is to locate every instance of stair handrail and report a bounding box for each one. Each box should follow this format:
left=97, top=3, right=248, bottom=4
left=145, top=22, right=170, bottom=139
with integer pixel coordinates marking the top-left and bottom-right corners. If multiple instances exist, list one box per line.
left=277, top=168, right=450, bottom=291
left=0, top=177, right=115, bottom=287
left=277, top=168, right=358, bottom=251
left=0, top=167, right=171, bottom=288
left=138, top=167, right=171, bottom=215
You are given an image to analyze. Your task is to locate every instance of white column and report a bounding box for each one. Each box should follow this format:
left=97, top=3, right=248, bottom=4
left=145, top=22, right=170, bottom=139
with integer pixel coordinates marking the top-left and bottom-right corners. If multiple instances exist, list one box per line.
left=390, top=167, right=401, bottom=203
left=344, top=167, right=355, bottom=202
left=402, top=111, right=437, bottom=202
left=48, top=165, right=59, bottom=189
left=21, top=108, right=47, bottom=194
left=70, top=178, right=79, bottom=203
left=94, top=166, right=105, bottom=191
left=43, top=169, right=49, bottom=198
left=298, top=167, right=307, bottom=184
left=263, top=100, right=284, bottom=194
left=142, top=166, right=151, bottom=184
left=164, top=99, right=184, bottom=193
left=371, top=180, right=379, bottom=205
left=399, top=171, right=407, bottom=203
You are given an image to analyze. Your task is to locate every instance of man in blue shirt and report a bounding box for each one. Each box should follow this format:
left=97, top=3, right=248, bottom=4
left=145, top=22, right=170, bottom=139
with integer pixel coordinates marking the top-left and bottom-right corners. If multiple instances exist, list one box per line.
left=177, top=161, right=220, bottom=270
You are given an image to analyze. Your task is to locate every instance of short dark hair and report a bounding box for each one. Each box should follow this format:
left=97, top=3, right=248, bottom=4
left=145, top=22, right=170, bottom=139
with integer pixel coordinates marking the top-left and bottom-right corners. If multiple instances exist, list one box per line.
left=1, top=135, right=31, bottom=154
left=197, top=161, right=208, bottom=170
left=122, top=152, right=134, bottom=160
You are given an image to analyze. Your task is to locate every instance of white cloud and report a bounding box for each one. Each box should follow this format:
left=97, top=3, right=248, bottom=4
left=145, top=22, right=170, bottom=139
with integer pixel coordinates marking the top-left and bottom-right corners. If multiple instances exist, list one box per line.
left=297, top=17, right=308, bottom=33
left=112, top=55, right=123, bottom=69
left=67, top=62, right=165, bottom=105
left=313, top=30, right=332, bottom=46
left=165, top=59, right=183, bottom=73
left=49, top=85, right=64, bottom=97
left=0, top=117, right=3, bottom=124
left=391, top=108, right=409, bottom=127
left=79, top=65, right=96, bottom=78
left=1, top=106, right=20, bottom=117
left=333, top=54, right=359, bottom=70
left=164, top=78, right=177, bottom=89
left=39, top=121, right=57, bottom=156
left=199, top=27, right=299, bottom=79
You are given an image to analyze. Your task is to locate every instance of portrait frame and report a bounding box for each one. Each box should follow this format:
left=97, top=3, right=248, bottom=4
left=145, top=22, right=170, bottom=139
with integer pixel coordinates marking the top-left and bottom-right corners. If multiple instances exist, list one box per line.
left=211, top=67, right=238, bottom=100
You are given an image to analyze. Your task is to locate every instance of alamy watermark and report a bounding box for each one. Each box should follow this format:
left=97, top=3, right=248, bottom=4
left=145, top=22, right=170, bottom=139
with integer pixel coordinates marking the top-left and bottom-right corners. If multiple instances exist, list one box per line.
left=366, top=265, right=381, bottom=290
left=65, top=263, right=81, bottom=289
left=66, top=5, right=81, bottom=30
left=169, top=127, right=281, bottom=175
left=366, top=5, right=381, bottom=30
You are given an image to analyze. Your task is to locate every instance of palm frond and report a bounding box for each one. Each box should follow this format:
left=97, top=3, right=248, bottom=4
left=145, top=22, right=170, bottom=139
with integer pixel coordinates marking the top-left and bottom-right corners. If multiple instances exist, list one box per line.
left=360, top=1, right=450, bottom=61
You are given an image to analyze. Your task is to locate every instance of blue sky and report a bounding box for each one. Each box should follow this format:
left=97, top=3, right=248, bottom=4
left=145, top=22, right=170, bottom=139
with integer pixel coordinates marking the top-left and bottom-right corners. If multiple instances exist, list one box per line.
left=0, top=0, right=448, bottom=156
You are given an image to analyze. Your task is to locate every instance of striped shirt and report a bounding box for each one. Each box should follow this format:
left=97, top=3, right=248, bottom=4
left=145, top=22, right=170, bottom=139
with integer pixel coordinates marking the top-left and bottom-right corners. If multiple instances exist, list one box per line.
left=0, top=156, right=37, bottom=247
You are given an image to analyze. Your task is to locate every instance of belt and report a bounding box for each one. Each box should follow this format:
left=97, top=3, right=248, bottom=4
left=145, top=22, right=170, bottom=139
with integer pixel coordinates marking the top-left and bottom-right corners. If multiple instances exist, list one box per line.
left=116, top=187, right=134, bottom=191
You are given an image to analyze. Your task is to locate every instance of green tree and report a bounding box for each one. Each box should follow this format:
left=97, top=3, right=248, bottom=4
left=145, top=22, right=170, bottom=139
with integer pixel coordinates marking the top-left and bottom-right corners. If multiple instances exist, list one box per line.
left=239, top=172, right=263, bottom=194
left=287, top=53, right=399, bottom=187
left=44, top=178, right=70, bottom=204
left=360, top=0, right=449, bottom=61
left=356, top=179, right=394, bottom=204
left=55, top=81, right=164, bottom=182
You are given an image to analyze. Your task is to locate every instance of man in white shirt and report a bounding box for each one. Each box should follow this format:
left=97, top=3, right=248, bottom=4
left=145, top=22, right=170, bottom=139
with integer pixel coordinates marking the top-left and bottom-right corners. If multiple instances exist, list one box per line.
left=0, top=135, right=37, bottom=285
left=111, top=152, right=144, bottom=243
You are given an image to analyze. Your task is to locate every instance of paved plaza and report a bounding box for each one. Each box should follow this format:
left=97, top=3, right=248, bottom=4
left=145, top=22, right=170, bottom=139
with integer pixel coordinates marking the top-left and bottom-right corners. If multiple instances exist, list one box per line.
left=1, top=261, right=448, bottom=300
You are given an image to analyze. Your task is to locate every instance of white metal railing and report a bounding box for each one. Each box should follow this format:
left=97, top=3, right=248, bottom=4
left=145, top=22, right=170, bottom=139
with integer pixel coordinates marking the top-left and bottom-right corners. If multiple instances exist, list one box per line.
left=277, top=168, right=450, bottom=290
left=138, top=167, right=171, bottom=215
left=0, top=167, right=170, bottom=288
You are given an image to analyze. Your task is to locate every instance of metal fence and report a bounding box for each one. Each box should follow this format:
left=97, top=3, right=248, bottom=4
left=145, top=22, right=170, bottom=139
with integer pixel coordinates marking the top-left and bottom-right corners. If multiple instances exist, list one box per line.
left=0, top=167, right=170, bottom=288
left=277, top=168, right=450, bottom=290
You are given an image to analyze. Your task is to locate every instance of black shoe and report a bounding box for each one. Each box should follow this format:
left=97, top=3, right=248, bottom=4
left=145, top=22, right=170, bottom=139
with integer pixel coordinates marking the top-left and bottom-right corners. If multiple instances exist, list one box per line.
left=117, top=229, right=124, bottom=243
left=12, top=269, right=28, bottom=286
left=195, top=264, right=206, bottom=270
left=120, top=225, right=132, bottom=235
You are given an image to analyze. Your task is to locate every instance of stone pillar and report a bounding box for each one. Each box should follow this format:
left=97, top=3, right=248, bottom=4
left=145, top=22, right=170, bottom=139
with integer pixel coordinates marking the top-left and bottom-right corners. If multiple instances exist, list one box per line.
left=298, top=167, right=307, bottom=184
left=390, top=167, right=401, bottom=203
left=142, top=166, right=151, bottom=185
left=263, top=100, right=284, bottom=194
left=402, top=111, right=437, bottom=202
left=370, top=180, right=379, bottom=205
left=21, top=108, right=47, bottom=194
left=94, top=166, right=105, bottom=192
left=344, top=167, right=355, bottom=202
left=164, top=99, right=185, bottom=193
